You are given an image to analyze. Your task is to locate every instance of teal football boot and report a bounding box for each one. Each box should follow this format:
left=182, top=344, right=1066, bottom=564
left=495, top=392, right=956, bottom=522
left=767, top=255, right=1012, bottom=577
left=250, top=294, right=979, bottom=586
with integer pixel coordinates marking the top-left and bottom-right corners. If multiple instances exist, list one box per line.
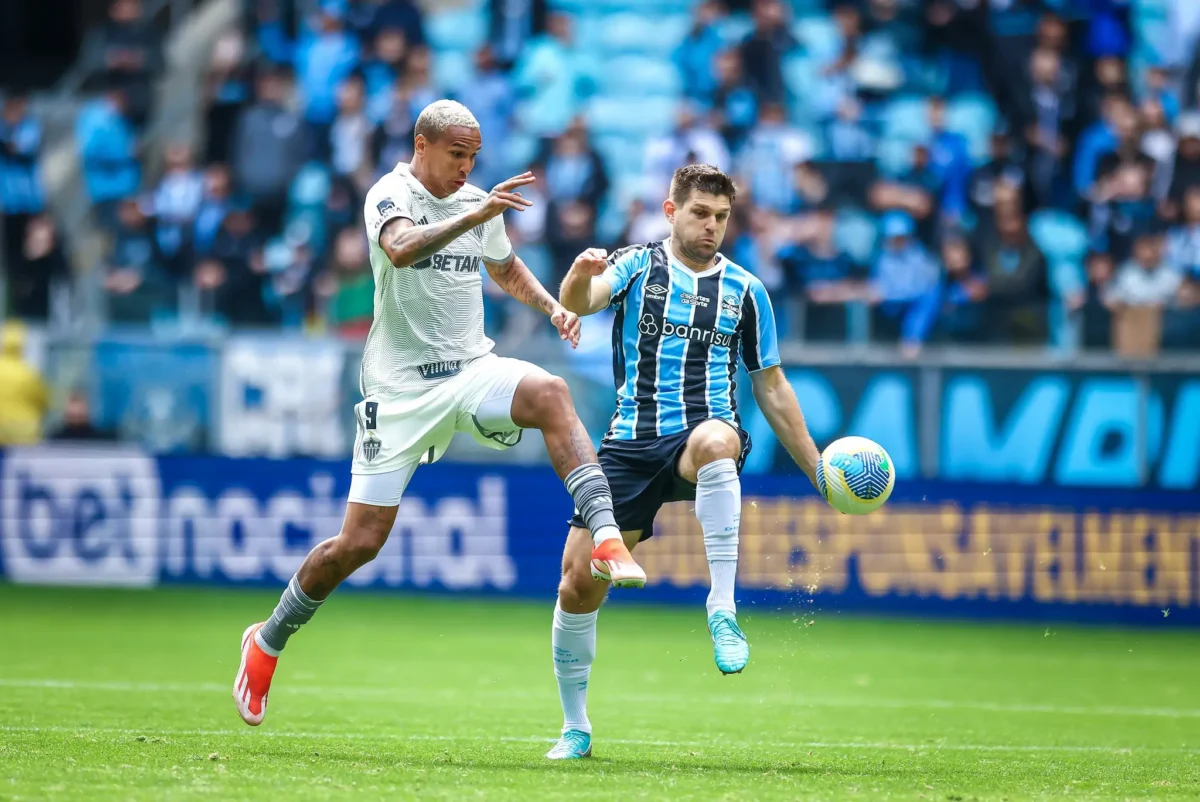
left=708, top=610, right=750, bottom=675
left=546, top=729, right=592, bottom=760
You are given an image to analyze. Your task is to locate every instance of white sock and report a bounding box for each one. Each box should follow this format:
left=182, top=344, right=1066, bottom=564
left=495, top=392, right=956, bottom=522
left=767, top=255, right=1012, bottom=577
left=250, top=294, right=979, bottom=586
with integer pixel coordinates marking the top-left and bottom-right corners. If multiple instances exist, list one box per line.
left=696, top=458, right=740, bottom=617
left=552, top=601, right=597, bottom=735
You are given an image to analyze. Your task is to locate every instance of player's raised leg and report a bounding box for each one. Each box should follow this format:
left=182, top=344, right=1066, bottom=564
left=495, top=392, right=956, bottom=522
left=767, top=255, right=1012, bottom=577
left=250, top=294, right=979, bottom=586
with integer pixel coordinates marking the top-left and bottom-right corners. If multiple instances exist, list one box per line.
left=234, top=477, right=406, bottom=725
left=677, top=419, right=749, bottom=675
left=546, top=524, right=642, bottom=759
left=509, top=371, right=646, bottom=588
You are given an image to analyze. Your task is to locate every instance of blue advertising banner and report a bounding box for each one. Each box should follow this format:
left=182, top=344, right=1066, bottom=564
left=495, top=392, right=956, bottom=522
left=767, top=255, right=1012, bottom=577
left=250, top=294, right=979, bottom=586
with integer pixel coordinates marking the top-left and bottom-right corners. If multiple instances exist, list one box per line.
left=2, top=447, right=1197, bottom=626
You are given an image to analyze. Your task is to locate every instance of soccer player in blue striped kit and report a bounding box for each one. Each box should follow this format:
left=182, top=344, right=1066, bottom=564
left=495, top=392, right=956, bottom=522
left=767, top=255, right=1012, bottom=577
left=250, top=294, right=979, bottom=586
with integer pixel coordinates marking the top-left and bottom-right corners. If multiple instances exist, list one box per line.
left=546, top=164, right=828, bottom=759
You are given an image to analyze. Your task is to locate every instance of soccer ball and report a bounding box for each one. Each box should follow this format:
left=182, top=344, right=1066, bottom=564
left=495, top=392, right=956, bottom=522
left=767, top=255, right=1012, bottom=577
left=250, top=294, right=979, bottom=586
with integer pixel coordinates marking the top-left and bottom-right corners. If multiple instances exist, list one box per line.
left=816, top=436, right=895, bottom=515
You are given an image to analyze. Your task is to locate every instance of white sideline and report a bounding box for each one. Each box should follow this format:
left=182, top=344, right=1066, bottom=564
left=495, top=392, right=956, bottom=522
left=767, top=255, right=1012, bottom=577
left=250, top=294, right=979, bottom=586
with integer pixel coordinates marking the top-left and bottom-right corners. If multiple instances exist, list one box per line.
left=2, top=677, right=1197, bottom=720
left=0, top=725, right=1194, bottom=754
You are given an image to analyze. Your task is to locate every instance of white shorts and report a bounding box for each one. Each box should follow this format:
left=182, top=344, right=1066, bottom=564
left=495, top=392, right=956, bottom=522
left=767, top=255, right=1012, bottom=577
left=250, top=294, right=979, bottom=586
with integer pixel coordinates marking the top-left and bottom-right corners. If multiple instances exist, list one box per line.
left=348, top=354, right=543, bottom=506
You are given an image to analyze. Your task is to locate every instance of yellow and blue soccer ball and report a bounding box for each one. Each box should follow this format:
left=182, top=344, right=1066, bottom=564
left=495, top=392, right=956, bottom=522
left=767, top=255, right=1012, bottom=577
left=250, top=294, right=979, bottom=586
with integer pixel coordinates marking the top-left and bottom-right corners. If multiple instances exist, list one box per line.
left=816, top=436, right=895, bottom=515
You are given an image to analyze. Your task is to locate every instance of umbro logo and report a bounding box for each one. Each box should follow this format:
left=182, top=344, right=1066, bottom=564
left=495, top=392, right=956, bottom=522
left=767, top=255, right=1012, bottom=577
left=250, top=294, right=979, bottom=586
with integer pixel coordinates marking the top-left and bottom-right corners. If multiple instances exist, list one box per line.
left=646, top=283, right=668, bottom=301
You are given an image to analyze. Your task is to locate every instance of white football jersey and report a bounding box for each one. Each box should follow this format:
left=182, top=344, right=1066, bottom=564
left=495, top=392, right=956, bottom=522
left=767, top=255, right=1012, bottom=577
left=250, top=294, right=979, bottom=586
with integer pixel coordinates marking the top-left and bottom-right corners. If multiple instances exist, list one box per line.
left=360, top=164, right=512, bottom=396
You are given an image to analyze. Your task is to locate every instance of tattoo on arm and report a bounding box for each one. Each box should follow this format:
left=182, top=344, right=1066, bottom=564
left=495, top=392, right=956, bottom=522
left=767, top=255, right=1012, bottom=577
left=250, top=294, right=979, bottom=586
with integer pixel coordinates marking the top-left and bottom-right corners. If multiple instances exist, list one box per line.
left=486, top=254, right=557, bottom=314
left=380, top=213, right=481, bottom=268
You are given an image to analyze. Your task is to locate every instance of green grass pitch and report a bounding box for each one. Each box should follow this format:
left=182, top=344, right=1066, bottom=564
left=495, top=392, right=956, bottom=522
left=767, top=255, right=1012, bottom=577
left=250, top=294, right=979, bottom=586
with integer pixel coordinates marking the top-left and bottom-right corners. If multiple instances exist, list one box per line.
left=0, top=585, right=1197, bottom=801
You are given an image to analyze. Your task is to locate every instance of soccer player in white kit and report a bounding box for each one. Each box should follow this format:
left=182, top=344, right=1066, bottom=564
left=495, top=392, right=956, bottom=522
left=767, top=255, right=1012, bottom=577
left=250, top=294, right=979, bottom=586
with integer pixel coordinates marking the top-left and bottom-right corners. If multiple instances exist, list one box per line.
left=233, top=100, right=645, bottom=726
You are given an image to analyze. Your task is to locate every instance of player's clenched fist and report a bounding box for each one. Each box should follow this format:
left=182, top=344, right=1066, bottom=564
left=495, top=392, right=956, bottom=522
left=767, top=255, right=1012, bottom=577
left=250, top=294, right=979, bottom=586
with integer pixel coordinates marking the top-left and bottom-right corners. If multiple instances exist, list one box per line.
left=571, top=248, right=608, bottom=276
left=474, top=171, right=536, bottom=222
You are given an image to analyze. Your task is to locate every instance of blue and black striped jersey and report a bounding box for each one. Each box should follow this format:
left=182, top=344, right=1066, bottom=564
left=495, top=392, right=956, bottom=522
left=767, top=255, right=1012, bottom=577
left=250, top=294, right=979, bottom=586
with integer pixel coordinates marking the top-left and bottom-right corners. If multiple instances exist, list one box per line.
left=602, top=240, right=781, bottom=441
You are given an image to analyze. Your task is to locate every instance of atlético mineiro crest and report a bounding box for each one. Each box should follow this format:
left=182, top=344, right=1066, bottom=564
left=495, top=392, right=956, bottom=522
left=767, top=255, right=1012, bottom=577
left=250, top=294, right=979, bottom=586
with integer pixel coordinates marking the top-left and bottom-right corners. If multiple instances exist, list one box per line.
left=362, top=431, right=382, bottom=463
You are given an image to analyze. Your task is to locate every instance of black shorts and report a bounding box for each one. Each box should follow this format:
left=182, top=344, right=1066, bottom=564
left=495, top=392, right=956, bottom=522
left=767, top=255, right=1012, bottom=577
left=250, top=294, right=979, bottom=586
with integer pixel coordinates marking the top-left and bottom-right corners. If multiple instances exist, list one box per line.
left=569, top=421, right=751, bottom=540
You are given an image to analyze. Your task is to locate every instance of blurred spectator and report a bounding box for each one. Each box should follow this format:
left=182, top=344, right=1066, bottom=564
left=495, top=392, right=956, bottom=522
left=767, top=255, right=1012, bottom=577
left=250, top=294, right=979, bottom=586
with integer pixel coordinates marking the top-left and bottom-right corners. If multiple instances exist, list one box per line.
left=105, top=197, right=172, bottom=324
left=489, top=0, right=547, bottom=70
left=546, top=201, right=595, bottom=288
left=82, top=0, right=164, bottom=128
left=295, top=3, right=361, bottom=153
left=927, top=96, right=970, bottom=222
left=1, top=90, right=45, bottom=285
left=1078, top=55, right=1129, bottom=138
left=1017, top=48, right=1073, bottom=208
left=777, top=204, right=863, bottom=342
left=315, top=226, right=374, bottom=338
left=968, top=132, right=1029, bottom=222
left=540, top=118, right=608, bottom=211
left=934, top=235, right=987, bottom=343
left=151, top=143, right=205, bottom=279
left=643, top=103, right=731, bottom=205
left=675, top=1, right=725, bottom=102
left=739, top=0, right=796, bottom=104
left=194, top=163, right=233, bottom=257
left=49, top=389, right=117, bottom=442
left=252, top=0, right=298, bottom=65
left=827, top=97, right=875, bottom=163
left=1164, top=113, right=1200, bottom=219
left=359, top=0, right=425, bottom=47
left=454, top=45, right=515, bottom=189
left=362, top=27, right=409, bottom=124
left=233, top=68, right=309, bottom=236
left=737, top=104, right=814, bottom=214
left=977, top=205, right=1048, bottom=344
left=512, top=13, right=594, bottom=137
left=262, top=233, right=316, bottom=328
left=924, top=0, right=988, bottom=95
left=203, top=30, right=253, bottom=165
left=870, top=144, right=937, bottom=243
left=1140, top=97, right=1175, bottom=197
left=195, top=200, right=271, bottom=326
left=1074, top=93, right=1136, bottom=200
left=76, top=86, right=141, bottom=228
left=1106, top=224, right=1181, bottom=308
left=0, top=322, right=49, bottom=445
left=1089, top=157, right=1157, bottom=263
left=712, top=49, right=759, bottom=151
left=1080, top=250, right=1115, bottom=349
left=372, top=81, right=417, bottom=171
left=329, top=75, right=374, bottom=191
left=396, top=47, right=439, bottom=132
left=869, top=211, right=941, bottom=355
left=5, top=215, right=68, bottom=321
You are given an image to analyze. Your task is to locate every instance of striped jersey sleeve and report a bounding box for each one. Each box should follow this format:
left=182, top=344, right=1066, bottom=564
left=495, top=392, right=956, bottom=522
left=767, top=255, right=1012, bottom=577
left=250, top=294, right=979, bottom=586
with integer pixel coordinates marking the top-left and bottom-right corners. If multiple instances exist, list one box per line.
left=738, top=277, right=781, bottom=372
left=601, top=245, right=650, bottom=308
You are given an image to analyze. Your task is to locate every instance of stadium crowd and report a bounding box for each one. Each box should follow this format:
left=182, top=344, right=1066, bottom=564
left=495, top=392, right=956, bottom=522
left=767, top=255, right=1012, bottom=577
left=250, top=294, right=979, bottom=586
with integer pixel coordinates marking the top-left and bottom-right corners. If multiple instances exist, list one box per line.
left=4, top=0, right=1200, bottom=354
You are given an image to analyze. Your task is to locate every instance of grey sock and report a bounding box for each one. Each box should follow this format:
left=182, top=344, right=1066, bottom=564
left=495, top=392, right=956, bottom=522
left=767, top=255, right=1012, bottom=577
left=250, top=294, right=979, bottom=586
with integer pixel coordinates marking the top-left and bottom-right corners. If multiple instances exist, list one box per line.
left=258, top=576, right=323, bottom=653
left=565, top=463, right=620, bottom=536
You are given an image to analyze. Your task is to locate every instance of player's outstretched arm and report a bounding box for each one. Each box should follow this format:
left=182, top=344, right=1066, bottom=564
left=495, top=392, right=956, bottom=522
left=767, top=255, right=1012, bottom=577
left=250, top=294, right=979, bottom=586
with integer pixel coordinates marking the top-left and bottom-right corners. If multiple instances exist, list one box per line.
left=378, top=172, right=535, bottom=268
left=558, top=248, right=613, bottom=317
left=485, top=253, right=582, bottom=347
left=750, top=365, right=822, bottom=492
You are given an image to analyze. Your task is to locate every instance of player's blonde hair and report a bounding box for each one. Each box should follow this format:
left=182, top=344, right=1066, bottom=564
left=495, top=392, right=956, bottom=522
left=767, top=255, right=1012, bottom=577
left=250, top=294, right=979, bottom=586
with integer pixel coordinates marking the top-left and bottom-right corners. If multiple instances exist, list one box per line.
left=414, top=100, right=480, bottom=142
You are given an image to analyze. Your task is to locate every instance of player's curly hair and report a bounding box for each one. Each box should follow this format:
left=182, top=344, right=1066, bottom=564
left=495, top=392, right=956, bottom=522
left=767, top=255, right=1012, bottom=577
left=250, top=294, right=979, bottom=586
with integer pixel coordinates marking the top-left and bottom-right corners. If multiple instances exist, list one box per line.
left=669, top=163, right=738, bottom=205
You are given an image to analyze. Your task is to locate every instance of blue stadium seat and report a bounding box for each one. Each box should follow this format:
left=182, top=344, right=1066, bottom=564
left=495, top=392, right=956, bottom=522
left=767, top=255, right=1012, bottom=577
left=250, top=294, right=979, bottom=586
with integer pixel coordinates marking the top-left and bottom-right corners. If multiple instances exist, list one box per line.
left=782, top=54, right=820, bottom=112
left=882, top=95, right=932, bottom=144
left=793, top=14, right=842, bottom=65
left=598, top=56, right=683, bottom=96
left=594, top=134, right=647, bottom=179
left=835, top=208, right=878, bottom=266
left=876, top=137, right=915, bottom=177
left=1029, top=210, right=1088, bottom=268
left=433, top=51, right=473, bottom=94
left=945, top=92, right=998, bottom=163
left=501, top=133, right=540, bottom=174
left=425, top=9, right=487, bottom=53
left=586, top=96, right=675, bottom=137
left=716, top=13, right=754, bottom=47
left=598, top=13, right=690, bottom=54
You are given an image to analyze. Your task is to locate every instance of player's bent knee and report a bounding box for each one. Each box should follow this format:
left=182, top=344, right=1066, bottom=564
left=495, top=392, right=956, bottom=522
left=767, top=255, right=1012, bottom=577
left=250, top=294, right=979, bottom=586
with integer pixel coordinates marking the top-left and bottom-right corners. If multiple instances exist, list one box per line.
left=558, top=567, right=605, bottom=613
left=337, top=504, right=396, bottom=567
left=520, top=373, right=574, bottom=426
left=687, top=422, right=741, bottom=467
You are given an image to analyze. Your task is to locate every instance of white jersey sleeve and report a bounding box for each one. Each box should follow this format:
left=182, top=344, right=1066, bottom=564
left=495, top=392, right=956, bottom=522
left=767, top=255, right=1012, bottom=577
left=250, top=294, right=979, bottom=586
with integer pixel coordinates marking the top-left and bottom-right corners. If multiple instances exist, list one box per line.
left=482, top=213, right=513, bottom=263
left=364, top=174, right=415, bottom=247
